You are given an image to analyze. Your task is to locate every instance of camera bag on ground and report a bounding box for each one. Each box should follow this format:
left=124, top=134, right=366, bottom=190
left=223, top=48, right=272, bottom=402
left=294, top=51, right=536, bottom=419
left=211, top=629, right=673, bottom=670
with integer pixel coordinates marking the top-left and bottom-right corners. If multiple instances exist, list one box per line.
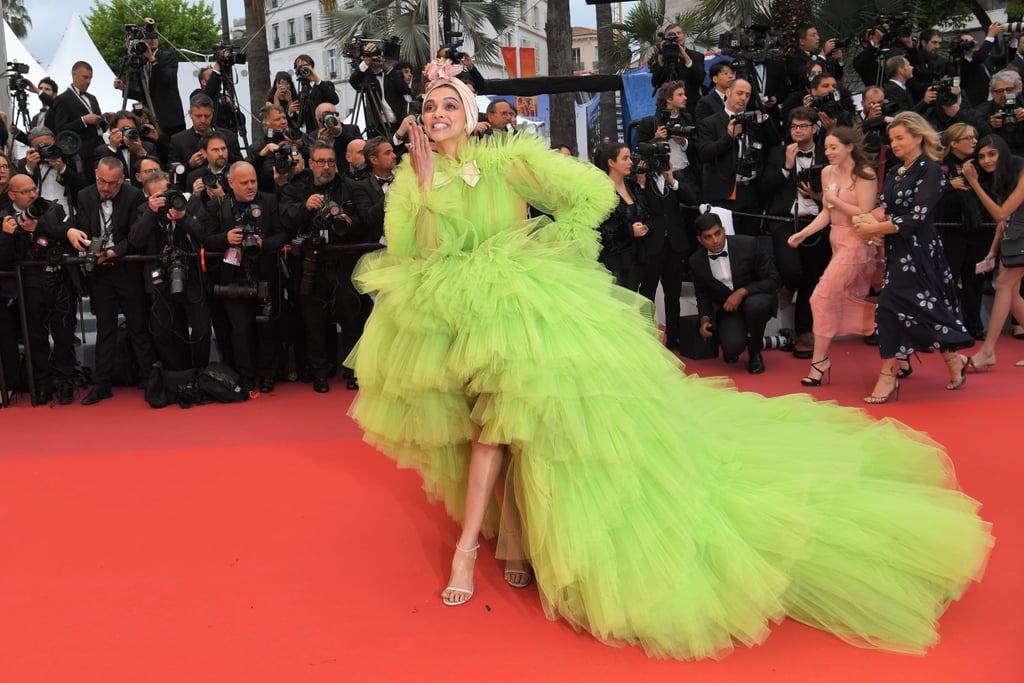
left=195, top=362, right=249, bottom=403
left=144, top=362, right=200, bottom=408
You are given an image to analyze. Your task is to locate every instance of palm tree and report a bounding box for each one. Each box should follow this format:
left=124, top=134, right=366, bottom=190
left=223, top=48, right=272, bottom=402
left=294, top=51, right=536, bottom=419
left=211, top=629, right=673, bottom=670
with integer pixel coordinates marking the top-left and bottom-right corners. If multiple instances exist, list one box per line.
left=548, top=0, right=575, bottom=150
left=244, top=0, right=271, bottom=141
left=4, top=0, right=33, bottom=39
left=321, top=0, right=517, bottom=73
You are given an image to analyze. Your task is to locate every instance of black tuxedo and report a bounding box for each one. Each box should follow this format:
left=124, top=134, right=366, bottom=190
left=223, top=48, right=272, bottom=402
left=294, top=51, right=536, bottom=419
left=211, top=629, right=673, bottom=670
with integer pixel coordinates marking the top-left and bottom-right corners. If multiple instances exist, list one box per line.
left=689, top=235, right=780, bottom=358
left=883, top=80, right=929, bottom=115
left=348, top=65, right=410, bottom=137
left=95, top=141, right=158, bottom=185
left=649, top=47, right=706, bottom=113
left=77, top=183, right=155, bottom=387
left=957, top=41, right=1003, bottom=110
left=125, top=49, right=186, bottom=134
left=786, top=49, right=843, bottom=93
left=760, top=143, right=831, bottom=337
left=167, top=127, right=244, bottom=174
left=694, top=90, right=727, bottom=123
left=52, top=87, right=104, bottom=181
left=350, top=173, right=390, bottom=241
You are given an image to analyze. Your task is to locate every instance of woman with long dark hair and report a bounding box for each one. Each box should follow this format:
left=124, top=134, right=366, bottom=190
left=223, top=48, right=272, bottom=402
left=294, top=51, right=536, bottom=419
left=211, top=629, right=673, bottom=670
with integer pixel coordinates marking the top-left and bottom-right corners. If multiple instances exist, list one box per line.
left=264, top=71, right=300, bottom=126
left=961, top=134, right=1024, bottom=368
left=854, top=112, right=974, bottom=402
left=788, top=127, right=878, bottom=386
left=938, top=124, right=989, bottom=341
left=593, top=142, right=649, bottom=289
left=346, top=67, right=991, bottom=660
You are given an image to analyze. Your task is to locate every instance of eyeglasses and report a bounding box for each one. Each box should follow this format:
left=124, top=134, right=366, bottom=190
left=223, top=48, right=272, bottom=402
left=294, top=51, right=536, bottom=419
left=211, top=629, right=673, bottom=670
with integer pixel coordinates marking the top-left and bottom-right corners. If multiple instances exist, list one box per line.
left=790, top=123, right=814, bottom=130
left=12, top=187, right=38, bottom=194
left=955, top=135, right=979, bottom=142
left=0, top=164, right=10, bottom=170
left=309, top=159, right=336, bottom=166
left=993, top=86, right=1016, bottom=94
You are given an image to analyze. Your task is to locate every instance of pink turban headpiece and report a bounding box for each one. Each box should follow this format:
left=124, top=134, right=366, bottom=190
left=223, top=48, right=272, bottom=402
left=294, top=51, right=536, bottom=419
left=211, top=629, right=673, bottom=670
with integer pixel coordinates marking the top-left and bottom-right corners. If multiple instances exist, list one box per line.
left=422, top=59, right=479, bottom=137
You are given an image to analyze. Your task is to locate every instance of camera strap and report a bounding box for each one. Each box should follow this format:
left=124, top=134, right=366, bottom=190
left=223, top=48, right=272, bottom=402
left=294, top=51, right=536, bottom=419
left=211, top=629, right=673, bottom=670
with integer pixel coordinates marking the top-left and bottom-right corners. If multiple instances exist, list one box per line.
left=99, top=200, right=114, bottom=248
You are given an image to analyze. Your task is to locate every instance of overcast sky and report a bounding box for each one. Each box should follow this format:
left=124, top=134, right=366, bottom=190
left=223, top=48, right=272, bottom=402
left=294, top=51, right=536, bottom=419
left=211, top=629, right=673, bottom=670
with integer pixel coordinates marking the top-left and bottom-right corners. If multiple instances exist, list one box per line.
left=18, top=0, right=621, bottom=68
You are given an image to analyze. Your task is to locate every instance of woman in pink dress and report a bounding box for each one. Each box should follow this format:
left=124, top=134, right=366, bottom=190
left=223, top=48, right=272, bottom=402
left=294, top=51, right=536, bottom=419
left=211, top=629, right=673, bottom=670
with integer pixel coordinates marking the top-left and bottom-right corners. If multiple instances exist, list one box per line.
left=788, top=127, right=879, bottom=386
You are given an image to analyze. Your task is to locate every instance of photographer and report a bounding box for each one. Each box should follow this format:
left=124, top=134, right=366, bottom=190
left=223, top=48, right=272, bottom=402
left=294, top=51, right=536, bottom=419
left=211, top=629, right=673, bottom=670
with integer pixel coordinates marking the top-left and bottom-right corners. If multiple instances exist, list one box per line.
left=636, top=80, right=698, bottom=188
left=293, top=54, right=340, bottom=136
left=697, top=78, right=780, bottom=235
left=280, top=141, right=368, bottom=392
left=0, top=174, right=77, bottom=404
left=803, top=72, right=856, bottom=137
left=483, top=98, right=517, bottom=136
left=314, top=101, right=363, bottom=162
left=194, top=56, right=246, bottom=141
left=113, top=22, right=185, bottom=137
left=18, top=126, right=86, bottom=216
left=349, top=42, right=410, bottom=138
left=96, top=111, right=158, bottom=184
left=694, top=61, right=735, bottom=121
left=169, top=94, right=244, bottom=175
left=186, top=131, right=231, bottom=206
left=953, top=25, right=1004, bottom=108
left=648, top=24, right=705, bottom=109
left=129, top=171, right=211, bottom=371
left=248, top=104, right=307, bottom=193
left=263, top=70, right=301, bottom=129
left=761, top=107, right=828, bottom=359
left=9, top=76, right=59, bottom=144
left=200, top=161, right=286, bottom=393
left=920, top=80, right=991, bottom=140
left=883, top=56, right=931, bottom=114
left=908, top=29, right=947, bottom=102
left=853, top=18, right=914, bottom=88
left=975, top=70, right=1024, bottom=155
left=65, top=157, right=156, bottom=405
left=786, top=23, right=844, bottom=95
left=350, top=137, right=395, bottom=242
left=438, top=45, right=486, bottom=93
left=51, top=61, right=106, bottom=184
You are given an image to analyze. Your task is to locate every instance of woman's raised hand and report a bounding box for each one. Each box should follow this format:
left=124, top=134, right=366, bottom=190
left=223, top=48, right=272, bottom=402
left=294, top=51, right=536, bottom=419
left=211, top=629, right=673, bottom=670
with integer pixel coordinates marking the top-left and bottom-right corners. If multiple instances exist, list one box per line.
left=408, top=123, right=434, bottom=188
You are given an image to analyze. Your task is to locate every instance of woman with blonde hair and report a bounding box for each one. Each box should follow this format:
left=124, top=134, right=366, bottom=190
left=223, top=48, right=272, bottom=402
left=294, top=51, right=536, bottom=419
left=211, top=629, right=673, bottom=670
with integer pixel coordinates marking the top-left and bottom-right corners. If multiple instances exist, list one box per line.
left=854, top=112, right=973, bottom=402
left=788, top=127, right=878, bottom=386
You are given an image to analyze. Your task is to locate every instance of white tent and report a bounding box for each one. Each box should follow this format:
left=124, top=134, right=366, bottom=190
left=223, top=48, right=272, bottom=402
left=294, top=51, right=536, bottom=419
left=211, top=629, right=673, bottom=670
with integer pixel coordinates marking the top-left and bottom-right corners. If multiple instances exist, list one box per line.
left=4, top=20, right=50, bottom=127
left=48, top=13, right=123, bottom=114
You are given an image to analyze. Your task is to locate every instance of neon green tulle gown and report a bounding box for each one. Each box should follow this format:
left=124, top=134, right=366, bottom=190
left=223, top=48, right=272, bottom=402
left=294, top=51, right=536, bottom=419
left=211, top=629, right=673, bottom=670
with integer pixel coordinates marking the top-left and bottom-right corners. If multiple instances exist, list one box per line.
left=347, top=133, right=993, bottom=660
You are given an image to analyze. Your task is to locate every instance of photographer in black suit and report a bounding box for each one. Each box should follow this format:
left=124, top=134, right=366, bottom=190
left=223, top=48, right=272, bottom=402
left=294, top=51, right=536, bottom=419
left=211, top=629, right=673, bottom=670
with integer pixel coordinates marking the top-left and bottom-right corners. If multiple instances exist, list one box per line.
left=0, top=174, right=78, bottom=404
left=113, top=25, right=186, bottom=137
left=696, top=78, right=780, bottom=235
left=18, top=126, right=86, bottom=216
left=95, top=111, right=158, bottom=185
left=51, top=61, right=106, bottom=184
left=648, top=24, right=705, bottom=111
left=168, top=94, right=244, bottom=176
left=689, top=213, right=781, bottom=374
left=66, top=157, right=155, bottom=404
left=349, top=43, right=411, bottom=138
left=786, top=23, right=845, bottom=95
left=294, top=54, right=340, bottom=136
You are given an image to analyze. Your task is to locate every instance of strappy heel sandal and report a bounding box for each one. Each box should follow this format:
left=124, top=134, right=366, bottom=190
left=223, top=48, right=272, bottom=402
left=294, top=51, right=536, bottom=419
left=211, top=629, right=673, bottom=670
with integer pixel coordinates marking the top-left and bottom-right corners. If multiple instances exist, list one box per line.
left=895, top=352, right=920, bottom=379
left=945, top=354, right=968, bottom=391
left=442, top=543, right=479, bottom=606
left=504, top=562, right=534, bottom=589
left=800, top=357, right=831, bottom=386
left=864, top=371, right=899, bottom=404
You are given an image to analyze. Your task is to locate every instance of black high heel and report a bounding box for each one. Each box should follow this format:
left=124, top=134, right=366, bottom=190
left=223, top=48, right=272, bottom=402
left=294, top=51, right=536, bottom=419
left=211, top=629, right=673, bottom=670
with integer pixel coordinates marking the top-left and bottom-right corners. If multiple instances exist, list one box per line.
left=945, top=353, right=968, bottom=391
left=800, top=357, right=831, bottom=387
left=864, top=371, right=900, bottom=404
left=895, top=352, right=920, bottom=379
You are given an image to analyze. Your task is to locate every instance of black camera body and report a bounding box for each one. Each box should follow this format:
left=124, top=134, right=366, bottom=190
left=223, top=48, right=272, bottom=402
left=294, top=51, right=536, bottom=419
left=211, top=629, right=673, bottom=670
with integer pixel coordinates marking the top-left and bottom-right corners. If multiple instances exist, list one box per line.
left=273, top=144, right=298, bottom=175
left=932, top=76, right=960, bottom=107
left=658, top=32, right=682, bottom=61
left=445, top=36, right=466, bottom=63
left=809, top=90, right=844, bottom=118
left=313, top=199, right=354, bottom=235
left=291, top=232, right=325, bottom=297
left=796, top=164, right=826, bottom=194
left=121, top=125, right=140, bottom=143
left=319, top=111, right=340, bottom=129
left=659, top=110, right=695, bottom=138
left=160, top=190, right=188, bottom=213
left=213, top=279, right=271, bottom=322
left=1000, top=92, right=1019, bottom=129
left=33, top=142, right=63, bottom=160
left=240, top=224, right=261, bottom=259
left=151, top=246, right=189, bottom=296
left=83, top=235, right=105, bottom=273
left=22, top=197, right=52, bottom=222
left=731, top=110, right=768, bottom=128
left=124, top=18, right=156, bottom=59
left=949, top=37, right=975, bottom=59
left=634, top=141, right=672, bottom=175
left=214, top=43, right=246, bottom=66
left=295, top=64, right=313, bottom=80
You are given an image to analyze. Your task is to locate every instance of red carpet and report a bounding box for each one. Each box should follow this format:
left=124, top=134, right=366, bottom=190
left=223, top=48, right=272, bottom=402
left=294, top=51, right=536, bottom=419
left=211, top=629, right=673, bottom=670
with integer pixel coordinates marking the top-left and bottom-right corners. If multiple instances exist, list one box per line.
left=0, top=336, right=1020, bottom=682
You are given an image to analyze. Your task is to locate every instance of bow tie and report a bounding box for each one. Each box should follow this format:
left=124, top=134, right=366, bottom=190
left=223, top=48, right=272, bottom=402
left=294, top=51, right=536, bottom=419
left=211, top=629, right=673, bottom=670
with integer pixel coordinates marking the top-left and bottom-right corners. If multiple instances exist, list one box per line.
left=434, top=160, right=482, bottom=189
left=709, top=250, right=728, bottom=260
left=797, top=151, right=814, bottom=159
left=377, top=176, right=394, bottom=185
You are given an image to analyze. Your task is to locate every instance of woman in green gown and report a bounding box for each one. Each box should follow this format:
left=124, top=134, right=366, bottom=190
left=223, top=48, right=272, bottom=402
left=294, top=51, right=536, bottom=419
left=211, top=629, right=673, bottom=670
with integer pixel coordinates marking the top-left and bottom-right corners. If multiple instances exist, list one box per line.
left=346, top=65, right=993, bottom=660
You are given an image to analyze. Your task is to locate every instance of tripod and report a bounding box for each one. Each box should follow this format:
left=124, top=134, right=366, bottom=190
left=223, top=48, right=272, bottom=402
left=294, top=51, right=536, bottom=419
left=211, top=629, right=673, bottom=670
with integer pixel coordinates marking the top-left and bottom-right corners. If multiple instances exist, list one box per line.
left=351, top=70, right=392, bottom=140
left=119, top=52, right=156, bottom=116
left=218, top=58, right=250, bottom=151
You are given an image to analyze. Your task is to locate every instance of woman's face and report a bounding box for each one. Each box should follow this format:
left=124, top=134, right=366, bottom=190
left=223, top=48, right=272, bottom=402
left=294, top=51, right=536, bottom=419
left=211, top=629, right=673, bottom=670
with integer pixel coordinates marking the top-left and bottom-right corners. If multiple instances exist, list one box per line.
left=823, top=135, right=852, bottom=166
left=888, top=124, right=922, bottom=162
left=949, top=130, right=978, bottom=158
left=0, top=157, right=10, bottom=187
left=422, top=85, right=467, bottom=145
left=976, top=144, right=1000, bottom=173
left=608, top=147, right=633, bottom=176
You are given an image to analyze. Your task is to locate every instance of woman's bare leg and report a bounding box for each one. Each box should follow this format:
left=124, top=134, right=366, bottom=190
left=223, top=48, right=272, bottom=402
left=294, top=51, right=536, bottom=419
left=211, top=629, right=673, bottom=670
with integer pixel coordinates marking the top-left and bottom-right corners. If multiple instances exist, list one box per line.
left=975, top=267, right=1024, bottom=362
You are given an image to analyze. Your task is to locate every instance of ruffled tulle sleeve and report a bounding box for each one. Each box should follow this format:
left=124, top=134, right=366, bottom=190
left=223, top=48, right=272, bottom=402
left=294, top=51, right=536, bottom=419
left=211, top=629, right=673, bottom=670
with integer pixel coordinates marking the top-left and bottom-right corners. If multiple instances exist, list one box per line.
left=500, top=134, right=619, bottom=261
left=380, top=161, right=459, bottom=258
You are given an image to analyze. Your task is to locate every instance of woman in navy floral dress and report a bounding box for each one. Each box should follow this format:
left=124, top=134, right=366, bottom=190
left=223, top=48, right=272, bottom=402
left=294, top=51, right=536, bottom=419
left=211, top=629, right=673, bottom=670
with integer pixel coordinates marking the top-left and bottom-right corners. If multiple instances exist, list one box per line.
left=853, top=112, right=973, bottom=403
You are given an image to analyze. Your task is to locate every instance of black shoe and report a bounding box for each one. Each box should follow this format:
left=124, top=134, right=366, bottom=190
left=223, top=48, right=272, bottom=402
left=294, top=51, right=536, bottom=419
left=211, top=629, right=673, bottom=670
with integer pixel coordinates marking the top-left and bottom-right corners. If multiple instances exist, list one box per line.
left=57, top=382, right=75, bottom=405
left=722, top=354, right=739, bottom=364
left=33, top=388, right=54, bottom=406
left=747, top=351, right=766, bottom=375
left=863, top=333, right=879, bottom=346
left=313, top=378, right=330, bottom=393
left=346, top=376, right=359, bottom=390
left=81, top=386, right=113, bottom=405
left=792, top=346, right=814, bottom=360
left=259, top=379, right=275, bottom=393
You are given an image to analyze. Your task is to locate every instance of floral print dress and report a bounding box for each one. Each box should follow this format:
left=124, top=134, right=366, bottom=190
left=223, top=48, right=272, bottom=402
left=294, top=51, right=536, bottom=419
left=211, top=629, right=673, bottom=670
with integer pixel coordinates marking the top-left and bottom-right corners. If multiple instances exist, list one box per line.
left=876, top=156, right=973, bottom=357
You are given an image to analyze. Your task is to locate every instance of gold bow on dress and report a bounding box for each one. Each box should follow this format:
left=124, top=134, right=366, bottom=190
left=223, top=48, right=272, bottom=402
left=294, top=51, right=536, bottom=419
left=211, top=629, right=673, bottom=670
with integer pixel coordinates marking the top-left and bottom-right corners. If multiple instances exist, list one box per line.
left=434, top=160, right=482, bottom=189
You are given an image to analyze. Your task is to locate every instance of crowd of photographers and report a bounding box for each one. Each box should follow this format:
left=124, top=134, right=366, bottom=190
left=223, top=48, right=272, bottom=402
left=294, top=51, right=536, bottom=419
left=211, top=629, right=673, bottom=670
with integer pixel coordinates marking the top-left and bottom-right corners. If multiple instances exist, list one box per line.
left=607, top=17, right=1024, bottom=363
left=0, top=25, right=419, bottom=407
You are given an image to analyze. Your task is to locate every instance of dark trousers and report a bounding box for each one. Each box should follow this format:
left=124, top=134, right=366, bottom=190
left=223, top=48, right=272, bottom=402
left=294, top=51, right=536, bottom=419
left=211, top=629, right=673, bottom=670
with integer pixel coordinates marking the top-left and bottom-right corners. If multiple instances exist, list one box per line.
left=717, top=182, right=763, bottom=236
left=0, top=298, right=21, bottom=394
left=639, top=240, right=691, bottom=344
left=221, top=298, right=277, bottom=385
left=715, top=292, right=776, bottom=358
left=89, top=265, right=155, bottom=387
left=149, top=283, right=211, bottom=371
left=767, top=218, right=832, bottom=336
left=940, top=227, right=993, bottom=338
left=301, top=261, right=369, bottom=380
left=22, top=273, right=77, bottom=392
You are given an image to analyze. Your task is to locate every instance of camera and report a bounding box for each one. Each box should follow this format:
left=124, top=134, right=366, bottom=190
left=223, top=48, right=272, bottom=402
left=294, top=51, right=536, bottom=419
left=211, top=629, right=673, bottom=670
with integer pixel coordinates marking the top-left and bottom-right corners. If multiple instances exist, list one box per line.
left=159, top=190, right=188, bottom=213
left=120, top=125, right=140, bottom=143
left=730, top=110, right=769, bottom=127
left=33, top=142, right=63, bottom=160
left=240, top=224, right=262, bottom=259
left=213, top=279, right=271, bottom=322
left=319, top=111, right=340, bottom=129
left=22, top=197, right=51, bottom=222
left=313, top=199, right=354, bottom=235
left=165, top=248, right=188, bottom=296
left=932, top=76, right=960, bottom=107
left=295, top=64, right=313, bottom=79
left=809, top=90, right=843, bottom=117
left=444, top=35, right=466, bottom=63
left=291, top=232, right=325, bottom=297
left=284, top=127, right=304, bottom=140
left=949, top=37, right=976, bottom=59
left=829, top=37, right=851, bottom=52
left=202, top=172, right=220, bottom=190
left=1000, top=92, right=1019, bottom=130
left=762, top=328, right=795, bottom=351
left=124, top=18, right=156, bottom=58
left=658, top=31, right=682, bottom=61
left=344, top=35, right=402, bottom=64
left=796, top=164, right=826, bottom=194
left=634, top=141, right=672, bottom=175
left=718, top=24, right=781, bottom=63
left=83, top=236, right=105, bottom=273
left=213, top=43, right=246, bottom=66
left=6, top=61, right=30, bottom=92
left=273, top=144, right=299, bottom=174
left=659, top=110, right=695, bottom=138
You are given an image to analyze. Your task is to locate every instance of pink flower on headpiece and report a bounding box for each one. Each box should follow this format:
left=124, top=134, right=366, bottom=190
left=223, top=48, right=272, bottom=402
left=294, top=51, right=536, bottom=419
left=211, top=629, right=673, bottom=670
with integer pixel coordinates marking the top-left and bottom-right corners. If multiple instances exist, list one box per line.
left=422, top=59, right=465, bottom=87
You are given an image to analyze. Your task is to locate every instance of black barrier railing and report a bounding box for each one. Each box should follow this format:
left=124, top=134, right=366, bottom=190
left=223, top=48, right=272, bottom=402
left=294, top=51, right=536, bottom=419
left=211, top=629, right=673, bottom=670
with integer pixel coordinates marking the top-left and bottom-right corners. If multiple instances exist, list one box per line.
left=0, top=242, right=384, bottom=408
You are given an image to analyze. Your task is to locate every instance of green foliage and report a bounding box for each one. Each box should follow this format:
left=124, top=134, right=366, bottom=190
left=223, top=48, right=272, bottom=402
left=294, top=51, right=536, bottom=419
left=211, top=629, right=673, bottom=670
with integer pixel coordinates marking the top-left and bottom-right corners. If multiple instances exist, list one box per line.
left=84, top=0, right=220, bottom=75
left=3, top=0, right=32, bottom=38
